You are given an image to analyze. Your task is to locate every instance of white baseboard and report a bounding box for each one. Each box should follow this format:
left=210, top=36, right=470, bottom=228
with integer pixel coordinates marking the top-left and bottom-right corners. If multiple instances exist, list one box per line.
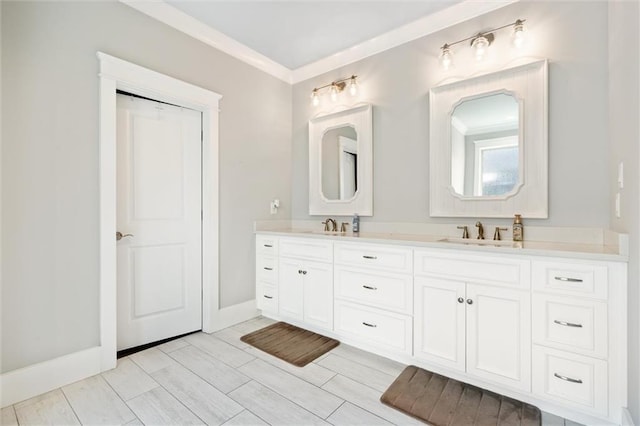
left=1, top=346, right=102, bottom=408
left=622, top=407, right=636, bottom=426
left=205, top=299, right=259, bottom=333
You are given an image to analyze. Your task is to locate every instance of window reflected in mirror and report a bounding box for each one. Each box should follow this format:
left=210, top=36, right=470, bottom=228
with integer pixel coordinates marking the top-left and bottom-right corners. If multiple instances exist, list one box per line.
left=450, top=92, right=520, bottom=197
left=321, top=125, right=358, bottom=201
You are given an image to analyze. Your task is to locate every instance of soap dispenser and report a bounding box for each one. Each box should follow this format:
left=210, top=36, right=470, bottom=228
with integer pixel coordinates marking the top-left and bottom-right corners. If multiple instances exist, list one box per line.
left=352, top=213, right=360, bottom=233
left=512, top=214, right=524, bottom=242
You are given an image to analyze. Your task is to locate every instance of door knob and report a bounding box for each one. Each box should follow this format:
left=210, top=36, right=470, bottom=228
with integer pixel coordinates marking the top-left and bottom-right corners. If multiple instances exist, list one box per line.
left=116, top=231, right=134, bottom=241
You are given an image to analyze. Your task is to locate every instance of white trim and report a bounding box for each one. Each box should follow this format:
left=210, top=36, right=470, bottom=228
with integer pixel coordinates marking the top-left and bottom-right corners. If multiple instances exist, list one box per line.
left=291, top=0, right=520, bottom=83
left=622, top=407, right=636, bottom=426
left=0, top=347, right=101, bottom=407
left=98, top=52, right=221, bottom=370
left=212, top=299, right=260, bottom=332
left=119, top=0, right=291, bottom=84
left=118, top=0, right=518, bottom=84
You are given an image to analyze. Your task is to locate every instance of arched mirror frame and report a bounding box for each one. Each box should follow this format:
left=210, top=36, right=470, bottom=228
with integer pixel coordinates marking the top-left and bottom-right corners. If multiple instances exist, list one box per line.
left=429, top=59, right=548, bottom=218
left=309, top=104, right=373, bottom=216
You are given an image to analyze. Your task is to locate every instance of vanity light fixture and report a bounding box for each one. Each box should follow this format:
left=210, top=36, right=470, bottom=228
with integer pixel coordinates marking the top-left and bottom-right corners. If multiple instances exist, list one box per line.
left=310, top=75, right=358, bottom=107
left=439, top=18, right=526, bottom=69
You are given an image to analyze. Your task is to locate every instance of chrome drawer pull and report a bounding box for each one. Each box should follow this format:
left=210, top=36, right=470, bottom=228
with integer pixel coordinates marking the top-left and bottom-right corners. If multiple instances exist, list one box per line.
left=362, top=322, right=377, bottom=328
left=263, top=267, right=273, bottom=271
left=263, top=295, right=273, bottom=299
left=554, top=276, right=583, bottom=283
left=263, top=244, right=273, bottom=248
left=362, top=285, right=378, bottom=290
left=554, top=373, right=583, bottom=384
left=554, top=319, right=583, bottom=328
left=362, top=255, right=377, bottom=260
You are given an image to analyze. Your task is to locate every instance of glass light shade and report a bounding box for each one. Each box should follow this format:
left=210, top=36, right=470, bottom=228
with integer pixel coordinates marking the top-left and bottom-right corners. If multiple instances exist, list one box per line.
left=329, top=84, right=338, bottom=102
left=511, top=21, right=525, bottom=48
left=311, top=90, right=320, bottom=107
left=439, top=46, right=452, bottom=70
left=348, top=78, right=358, bottom=96
left=472, top=36, right=489, bottom=61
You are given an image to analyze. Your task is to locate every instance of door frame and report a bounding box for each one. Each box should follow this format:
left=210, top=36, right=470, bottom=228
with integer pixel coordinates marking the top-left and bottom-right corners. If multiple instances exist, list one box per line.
left=97, top=52, right=222, bottom=371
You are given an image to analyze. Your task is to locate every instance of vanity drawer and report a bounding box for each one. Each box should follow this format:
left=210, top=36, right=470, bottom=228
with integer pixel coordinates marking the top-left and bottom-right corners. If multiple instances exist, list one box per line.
left=533, top=294, right=607, bottom=358
left=279, top=238, right=333, bottom=262
left=414, top=249, right=530, bottom=289
left=256, top=235, right=279, bottom=256
left=334, top=300, right=412, bottom=355
left=256, top=282, right=278, bottom=314
left=334, top=243, right=412, bottom=274
left=532, top=345, right=608, bottom=416
left=334, top=266, right=412, bottom=314
left=256, top=255, right=278, bottom=284
left=532, top=260, right=608, bottom=300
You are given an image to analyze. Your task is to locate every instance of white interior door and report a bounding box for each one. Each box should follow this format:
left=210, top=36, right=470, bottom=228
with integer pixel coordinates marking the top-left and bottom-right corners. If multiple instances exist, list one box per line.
left=116, top=93, right=202, bottom=351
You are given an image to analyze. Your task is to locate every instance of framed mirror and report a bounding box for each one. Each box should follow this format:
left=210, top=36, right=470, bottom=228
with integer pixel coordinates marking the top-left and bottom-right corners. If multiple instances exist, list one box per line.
left=309, top=104, right=372, bottom=216
left=430, top=60, right=548, bottom=218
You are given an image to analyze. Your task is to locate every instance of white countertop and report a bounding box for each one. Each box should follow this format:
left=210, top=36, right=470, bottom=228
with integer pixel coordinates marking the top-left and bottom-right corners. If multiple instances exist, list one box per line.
left=256, top=229, right=628, bottom=262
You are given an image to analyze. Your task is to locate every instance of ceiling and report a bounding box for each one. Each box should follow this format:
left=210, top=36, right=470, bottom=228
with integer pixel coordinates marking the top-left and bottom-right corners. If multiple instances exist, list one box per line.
left=165, top=1, right=463, bottom=70
left=123, top=0, right=517, bottom=82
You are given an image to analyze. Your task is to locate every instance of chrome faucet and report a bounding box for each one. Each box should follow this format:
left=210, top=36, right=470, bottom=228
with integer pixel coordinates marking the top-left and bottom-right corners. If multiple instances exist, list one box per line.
left=322, top=218, right=337, bottom=232
left=475, top=221, right=485, bottom=239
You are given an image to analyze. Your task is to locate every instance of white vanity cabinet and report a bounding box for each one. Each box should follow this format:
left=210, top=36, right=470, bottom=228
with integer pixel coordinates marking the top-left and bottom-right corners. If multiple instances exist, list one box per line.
left=278, top=238, right=334, bottom=331
left=413, top=249, right=532, bottom=392
left=530, top=258, right=626, bottom=419
left=254, top=231, right=628, bottom=425
left=255, top=235, right=279, bottom=314
left=333, top=242, right=413, bottom=356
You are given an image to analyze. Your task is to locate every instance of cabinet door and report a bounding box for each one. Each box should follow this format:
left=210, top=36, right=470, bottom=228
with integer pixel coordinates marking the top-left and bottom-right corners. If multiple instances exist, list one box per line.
left=303, top=260, right=334, bottom=331
left=414, top=277, right=466, bottom=372
left=278, top=257, right=304, bottom=321
left=466, top=284, right=531, bottom=391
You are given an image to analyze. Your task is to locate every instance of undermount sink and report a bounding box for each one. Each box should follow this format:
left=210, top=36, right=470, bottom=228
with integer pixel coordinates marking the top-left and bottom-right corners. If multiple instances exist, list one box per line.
left=438, top=237, right=521, bottom=248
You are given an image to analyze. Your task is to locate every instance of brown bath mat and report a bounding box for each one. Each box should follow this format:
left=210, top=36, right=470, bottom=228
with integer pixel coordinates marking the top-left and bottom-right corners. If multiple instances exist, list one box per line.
left=381, top=366, right=541, bottom=426
left=240, top=322, right=339, bottom=367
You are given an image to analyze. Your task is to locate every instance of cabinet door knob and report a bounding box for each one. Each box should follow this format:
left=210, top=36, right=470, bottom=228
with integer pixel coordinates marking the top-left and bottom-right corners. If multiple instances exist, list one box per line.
left=302, top=270, right=307, bottom=275
left=466, top=299, right=473, bottom=305
left=298, top=270, right=303, bottom=274
left=457, top=297, right=464, bottom=303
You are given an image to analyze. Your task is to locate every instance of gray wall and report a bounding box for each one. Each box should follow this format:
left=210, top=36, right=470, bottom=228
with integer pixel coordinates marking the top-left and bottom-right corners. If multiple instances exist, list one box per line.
left=292, top=1, right=610, bottom=229
left=608, top=2, right=639, bottom=423
left=1, top=1, right=292, bottom=373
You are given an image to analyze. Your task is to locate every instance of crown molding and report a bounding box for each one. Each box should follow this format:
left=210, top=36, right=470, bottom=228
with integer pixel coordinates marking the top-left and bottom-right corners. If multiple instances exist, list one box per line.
left=291, top=0, right=519, bottom=83
left=120, top=0, right=519, bottom=85
left=120, top=0, right=293, bottom=83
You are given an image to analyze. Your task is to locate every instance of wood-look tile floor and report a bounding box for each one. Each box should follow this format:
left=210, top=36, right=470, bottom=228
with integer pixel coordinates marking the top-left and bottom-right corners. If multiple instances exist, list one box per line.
left=1, top=317, right=581, bottom=426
